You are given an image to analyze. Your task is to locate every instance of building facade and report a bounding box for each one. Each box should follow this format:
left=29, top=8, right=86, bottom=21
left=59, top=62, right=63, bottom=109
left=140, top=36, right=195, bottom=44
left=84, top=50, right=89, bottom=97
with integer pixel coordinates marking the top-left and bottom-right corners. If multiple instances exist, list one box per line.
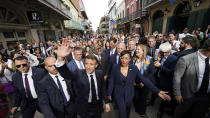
left=116, top=0, right=126, bottom=33
left=145, top=0, right=210, bottom=34
left=108, top=0, right=116, bottom=33
left=99, top=15, right=110, bottom=34
left=64, top=0, right=85, bottom=36
left=0, top=0, right=72, bottom=49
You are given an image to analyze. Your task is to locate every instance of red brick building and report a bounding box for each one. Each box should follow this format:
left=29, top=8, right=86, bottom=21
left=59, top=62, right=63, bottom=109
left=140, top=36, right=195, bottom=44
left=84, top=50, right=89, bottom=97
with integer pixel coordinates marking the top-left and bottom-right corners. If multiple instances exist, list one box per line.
left=123, top=0, right=148, bottom=35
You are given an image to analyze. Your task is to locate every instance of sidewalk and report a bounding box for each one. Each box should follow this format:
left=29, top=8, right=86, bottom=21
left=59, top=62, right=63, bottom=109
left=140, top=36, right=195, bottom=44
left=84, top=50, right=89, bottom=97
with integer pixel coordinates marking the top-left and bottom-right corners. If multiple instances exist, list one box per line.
left=15, top=98, right=172, bottom=118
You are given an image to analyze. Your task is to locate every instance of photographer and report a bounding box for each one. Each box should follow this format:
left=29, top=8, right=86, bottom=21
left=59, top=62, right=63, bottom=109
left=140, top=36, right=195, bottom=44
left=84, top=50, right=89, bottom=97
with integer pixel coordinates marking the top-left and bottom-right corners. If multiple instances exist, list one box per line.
left=19, top=46, right=39, bottom=67
left=205, top=25, right=210, bottom=39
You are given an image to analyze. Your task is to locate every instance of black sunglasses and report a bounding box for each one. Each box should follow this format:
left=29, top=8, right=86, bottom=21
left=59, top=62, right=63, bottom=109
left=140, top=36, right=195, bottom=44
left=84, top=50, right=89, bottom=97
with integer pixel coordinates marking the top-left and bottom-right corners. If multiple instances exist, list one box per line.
left=16, top=64, right=28, bottom=68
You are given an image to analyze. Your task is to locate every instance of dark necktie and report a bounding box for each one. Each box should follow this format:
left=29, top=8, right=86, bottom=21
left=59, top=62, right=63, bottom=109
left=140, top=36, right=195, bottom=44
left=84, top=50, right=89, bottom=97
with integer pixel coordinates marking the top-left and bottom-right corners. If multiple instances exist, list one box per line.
left=116, top=55, right=119, bottom=64
left=55, top=76, right=68, bottom=105
left=90, top=75, right=97, bottom=103
left=24, top=74, right=33, bottom=99
left=151, top=48, right=153, bottom=57
left=198, top=58, right=209, bottom=95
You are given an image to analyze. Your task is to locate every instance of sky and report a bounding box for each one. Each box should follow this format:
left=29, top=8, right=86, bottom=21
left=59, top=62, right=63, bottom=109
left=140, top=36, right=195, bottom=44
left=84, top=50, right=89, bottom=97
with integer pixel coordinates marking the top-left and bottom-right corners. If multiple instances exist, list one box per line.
left=83, top=0, right=108, bottom=32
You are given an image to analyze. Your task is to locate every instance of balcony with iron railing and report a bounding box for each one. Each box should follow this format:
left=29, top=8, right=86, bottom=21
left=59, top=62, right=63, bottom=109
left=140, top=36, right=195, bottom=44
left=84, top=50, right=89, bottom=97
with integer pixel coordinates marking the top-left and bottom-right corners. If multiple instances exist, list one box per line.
left=118, top=10, right=148, bottom=24
left=100, top=28, right=109, bottom=31
left=38, top=0, right=71, bottom=19
left=65, top=20, right=84, bottom=31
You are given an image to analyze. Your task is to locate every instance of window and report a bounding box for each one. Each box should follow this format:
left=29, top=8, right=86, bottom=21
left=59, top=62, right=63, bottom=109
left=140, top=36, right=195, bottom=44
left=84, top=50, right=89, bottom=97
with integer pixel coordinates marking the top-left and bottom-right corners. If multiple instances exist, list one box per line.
left=17, top=32, right=25, bottom=37
left=19, top=40, right=27, bottom=44
left=3, top=32, right=14, bottom=38
left=127, top=8, right=129, bottom=17
left=137, top=0, right=139, bottom=10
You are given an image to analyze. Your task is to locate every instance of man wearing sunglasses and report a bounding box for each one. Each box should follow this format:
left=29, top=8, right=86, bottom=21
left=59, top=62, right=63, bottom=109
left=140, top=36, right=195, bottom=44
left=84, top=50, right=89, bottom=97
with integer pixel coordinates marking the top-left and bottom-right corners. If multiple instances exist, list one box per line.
left=10, top=56, right=46, bottom=118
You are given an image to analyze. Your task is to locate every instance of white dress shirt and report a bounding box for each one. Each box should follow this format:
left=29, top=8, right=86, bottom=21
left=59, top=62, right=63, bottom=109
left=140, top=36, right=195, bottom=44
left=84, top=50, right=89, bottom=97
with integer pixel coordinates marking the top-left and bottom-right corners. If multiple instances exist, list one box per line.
left=197, top=51, right=210, bottom=93
left=94, top=54, right=101, bottom=63
left=49, top=73, right=70, bottom=101
left=75, top=60, right=85, bottom=69
left=131, top=50, right=135, bottom=57
left=40, top=47, right=46, bottom=55
left=87, top=72, right=99, bottom=103
left=22, top=67, right=37, bottom=99
left=116, top=55, right=120, bottom=64
left=55, top=60, right=99, bottom=103
left=72, top=52, right=75, bottom=60
left=110, top=48, right=116, bottom=56
left=24, top=52, right=39, bottom=67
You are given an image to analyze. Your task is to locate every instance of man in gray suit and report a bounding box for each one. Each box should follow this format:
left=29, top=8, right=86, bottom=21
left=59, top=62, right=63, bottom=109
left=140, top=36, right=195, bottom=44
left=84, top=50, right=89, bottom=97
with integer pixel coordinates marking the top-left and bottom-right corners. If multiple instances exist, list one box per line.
left=173, top=39, right=210, bottom=118
left=67, top=47, right=85, bottom=72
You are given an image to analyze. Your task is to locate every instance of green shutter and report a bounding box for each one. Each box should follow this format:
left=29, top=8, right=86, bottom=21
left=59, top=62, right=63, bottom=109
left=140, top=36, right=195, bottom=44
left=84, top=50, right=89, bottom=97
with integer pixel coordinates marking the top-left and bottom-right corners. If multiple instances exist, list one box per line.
left=201, top=8, right=210, bottom=31
left=166, top=16, right=176, bottom=32
left=187, top=11, right=197, bottom=30
left=187, top=8, right=210, bottom=31
left=152, top=17, right=163, bottom=33
left=137, top=0, right=139, bottom=10
left=195, top=9, right=206, bottom=29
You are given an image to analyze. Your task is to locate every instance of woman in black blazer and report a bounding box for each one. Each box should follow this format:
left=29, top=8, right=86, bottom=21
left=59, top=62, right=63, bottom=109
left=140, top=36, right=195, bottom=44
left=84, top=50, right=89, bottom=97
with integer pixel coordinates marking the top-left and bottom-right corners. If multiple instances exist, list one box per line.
left=107, top=50, right=170, bottom=118
left=133, top=44, right=155, bottom=118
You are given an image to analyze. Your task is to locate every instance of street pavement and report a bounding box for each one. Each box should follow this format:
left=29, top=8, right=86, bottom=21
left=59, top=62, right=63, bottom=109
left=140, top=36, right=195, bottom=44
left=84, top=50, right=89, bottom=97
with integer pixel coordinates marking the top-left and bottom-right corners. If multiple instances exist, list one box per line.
left=15, top=98, right=172, bottom=118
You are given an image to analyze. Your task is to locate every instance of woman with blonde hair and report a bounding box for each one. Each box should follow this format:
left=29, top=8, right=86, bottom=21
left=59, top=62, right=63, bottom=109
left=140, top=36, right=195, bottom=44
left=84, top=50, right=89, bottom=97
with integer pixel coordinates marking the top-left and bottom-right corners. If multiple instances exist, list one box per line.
left=133, top=44, right=156, bottom=118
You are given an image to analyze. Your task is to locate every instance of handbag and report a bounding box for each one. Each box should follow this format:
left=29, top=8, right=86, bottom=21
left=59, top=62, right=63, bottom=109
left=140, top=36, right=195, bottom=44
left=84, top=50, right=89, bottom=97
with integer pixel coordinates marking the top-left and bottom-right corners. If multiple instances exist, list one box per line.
left=2, top=76, right=14, bottom=94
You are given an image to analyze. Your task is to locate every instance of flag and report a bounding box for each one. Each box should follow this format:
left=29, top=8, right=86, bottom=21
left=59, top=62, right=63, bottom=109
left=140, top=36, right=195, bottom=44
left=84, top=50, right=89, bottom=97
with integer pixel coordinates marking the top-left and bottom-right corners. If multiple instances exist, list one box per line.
left=110, top=20, right=117, bottom=29
left=169, top=0, right=176, bottom=5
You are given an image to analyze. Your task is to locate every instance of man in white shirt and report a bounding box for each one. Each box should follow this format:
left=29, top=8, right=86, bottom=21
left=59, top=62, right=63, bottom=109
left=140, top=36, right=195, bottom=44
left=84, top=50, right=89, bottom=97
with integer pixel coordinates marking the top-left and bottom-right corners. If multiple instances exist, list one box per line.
left=37, top=57, right=75, bottom=118
left=11, top=56, right=46, bottom=118
left=55, top=39, right=110, bottom=118
left=173, top=39, right=210, bottom=118
left=19, top=47, right=39, bottom=67
left=179, top=28, right=190, bottom=39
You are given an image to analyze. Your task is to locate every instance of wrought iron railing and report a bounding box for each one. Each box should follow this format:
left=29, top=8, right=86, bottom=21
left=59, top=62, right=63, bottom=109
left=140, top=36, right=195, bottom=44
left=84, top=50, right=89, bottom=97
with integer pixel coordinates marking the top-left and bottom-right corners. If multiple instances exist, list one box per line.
left=118, top=10, right=148, bottom=24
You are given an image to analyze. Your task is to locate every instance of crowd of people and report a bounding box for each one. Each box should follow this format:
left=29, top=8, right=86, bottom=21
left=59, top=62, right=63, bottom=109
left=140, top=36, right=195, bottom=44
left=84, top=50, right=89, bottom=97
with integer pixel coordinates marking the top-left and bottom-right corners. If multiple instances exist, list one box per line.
left=0, top=26, right=210, bottom=118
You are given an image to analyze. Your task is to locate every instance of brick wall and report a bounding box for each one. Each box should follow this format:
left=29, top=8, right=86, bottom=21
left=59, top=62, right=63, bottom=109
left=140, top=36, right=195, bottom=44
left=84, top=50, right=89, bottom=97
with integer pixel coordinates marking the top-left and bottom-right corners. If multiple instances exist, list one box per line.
left=125, top=0, right=141, bottom=16
left=69, top=0, right=80, bottom=12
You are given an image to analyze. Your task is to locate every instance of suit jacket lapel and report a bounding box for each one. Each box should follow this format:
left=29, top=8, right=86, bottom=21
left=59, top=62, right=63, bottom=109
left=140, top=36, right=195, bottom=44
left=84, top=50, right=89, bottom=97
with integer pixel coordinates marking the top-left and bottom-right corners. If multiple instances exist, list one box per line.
left=126, top=65, right=132, bottom=81
left=83, top=70, right=90, bottom=90
left=193, top=52, right=199, bottom=79
left=73, top=60, right=79, bottom=69
left=17, top=72, right=26, bottom=94
left=47, top=74, right=59, bottom=90
left=31, top=67, right=38, bottom=90
left=95, top=70, right=100, bottom=91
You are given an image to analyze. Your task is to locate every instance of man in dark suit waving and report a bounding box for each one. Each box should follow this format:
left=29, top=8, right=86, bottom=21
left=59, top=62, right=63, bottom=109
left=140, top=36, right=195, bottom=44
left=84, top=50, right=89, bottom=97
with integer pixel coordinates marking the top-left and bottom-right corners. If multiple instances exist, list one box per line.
left=37, top=57, right=75, bottom=118
left=55, top=39, right=110, bottom=118
left=10, top=56, right=46, bottom=118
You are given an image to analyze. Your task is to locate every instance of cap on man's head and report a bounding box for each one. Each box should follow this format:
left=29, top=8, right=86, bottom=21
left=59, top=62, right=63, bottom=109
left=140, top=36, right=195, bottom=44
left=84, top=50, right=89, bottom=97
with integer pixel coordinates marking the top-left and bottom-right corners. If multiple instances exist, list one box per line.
left=159, top=43, right=172, bottom=52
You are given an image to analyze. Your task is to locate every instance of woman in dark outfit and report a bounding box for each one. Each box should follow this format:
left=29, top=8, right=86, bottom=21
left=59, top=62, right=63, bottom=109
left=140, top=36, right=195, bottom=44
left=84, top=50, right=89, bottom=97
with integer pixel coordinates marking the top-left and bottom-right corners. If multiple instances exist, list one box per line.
left=133, top=44, right=155, bottom=118
left=107, top=50, right=170, bottom=118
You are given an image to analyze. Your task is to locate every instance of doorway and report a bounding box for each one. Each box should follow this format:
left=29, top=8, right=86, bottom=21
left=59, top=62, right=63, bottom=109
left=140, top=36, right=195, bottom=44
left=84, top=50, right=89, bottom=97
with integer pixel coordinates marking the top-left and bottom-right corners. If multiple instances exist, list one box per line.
left=173, top=1, right=191, bottom=33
